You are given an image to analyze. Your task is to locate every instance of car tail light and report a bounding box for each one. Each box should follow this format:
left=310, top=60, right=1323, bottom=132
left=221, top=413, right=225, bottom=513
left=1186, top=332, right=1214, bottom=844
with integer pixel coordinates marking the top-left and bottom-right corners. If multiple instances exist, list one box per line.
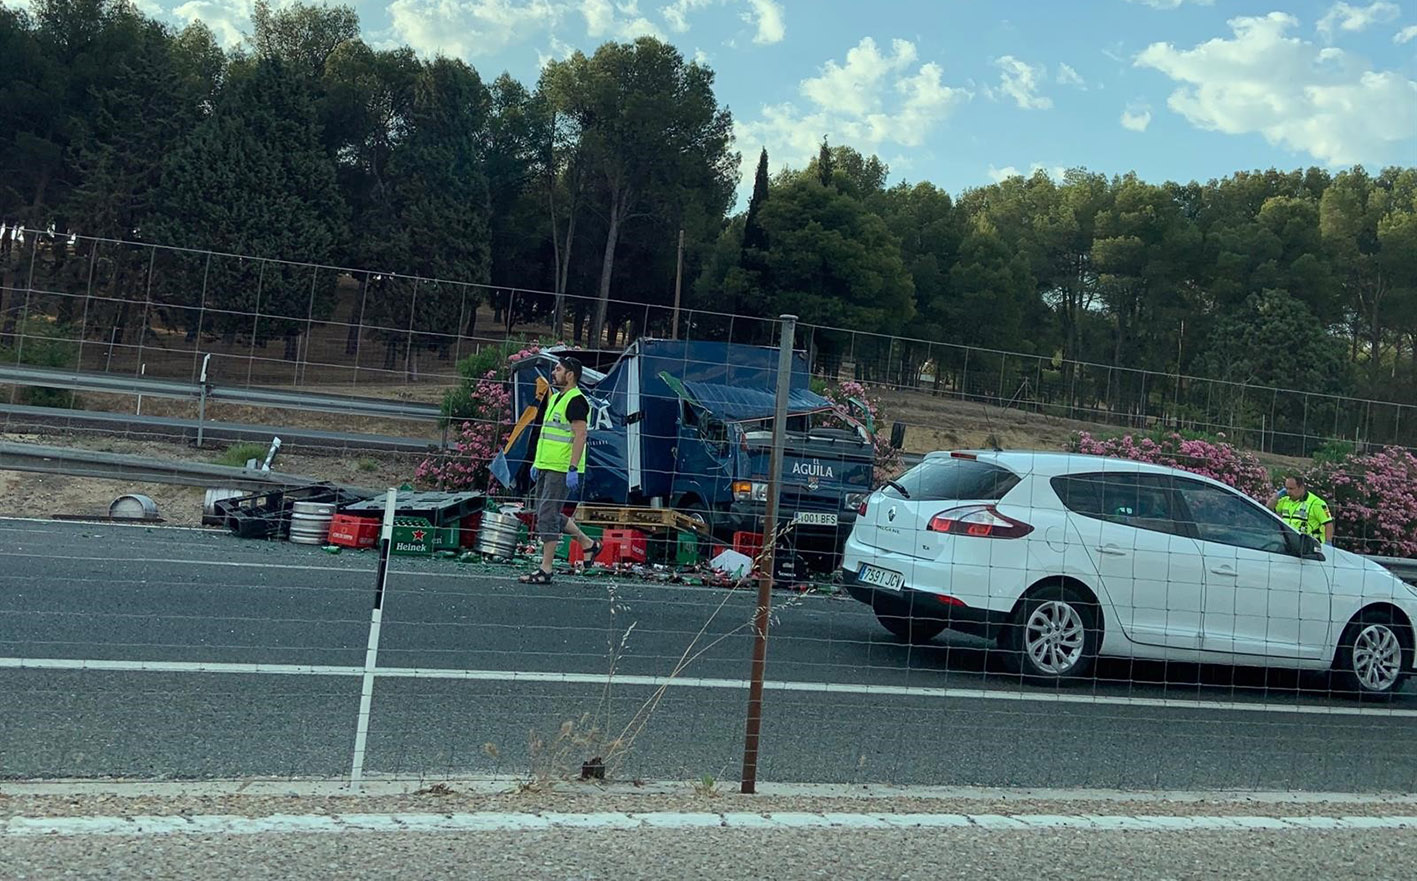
left=857, top=498, right=868, bottom=516
left=926, top=505, right=1033, bottom=539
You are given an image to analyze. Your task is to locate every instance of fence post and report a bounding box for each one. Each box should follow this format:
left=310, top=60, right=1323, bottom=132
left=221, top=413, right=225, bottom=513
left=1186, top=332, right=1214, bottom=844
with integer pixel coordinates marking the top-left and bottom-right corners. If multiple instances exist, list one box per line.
left=740, top=313, right=796, bottom=795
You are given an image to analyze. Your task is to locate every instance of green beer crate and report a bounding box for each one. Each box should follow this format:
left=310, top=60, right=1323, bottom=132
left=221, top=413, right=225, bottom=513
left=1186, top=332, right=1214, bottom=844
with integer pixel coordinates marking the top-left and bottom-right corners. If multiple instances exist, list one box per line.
left=391, top=517, right=435, bottom=556
left=674, top=530, right=701, bottom=566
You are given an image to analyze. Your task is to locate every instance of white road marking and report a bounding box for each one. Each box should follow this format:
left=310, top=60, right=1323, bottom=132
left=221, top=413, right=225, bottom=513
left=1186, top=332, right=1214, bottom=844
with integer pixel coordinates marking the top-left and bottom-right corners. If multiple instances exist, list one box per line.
left=7, top=777, right=1417, bottom=804
left=0, top=657, right=362, bottom=676
left=3, top=655, right=1414, bottom=718
left=0, top=552, right=370, bottom=575
left=4, top=811, right=1416, bottom=837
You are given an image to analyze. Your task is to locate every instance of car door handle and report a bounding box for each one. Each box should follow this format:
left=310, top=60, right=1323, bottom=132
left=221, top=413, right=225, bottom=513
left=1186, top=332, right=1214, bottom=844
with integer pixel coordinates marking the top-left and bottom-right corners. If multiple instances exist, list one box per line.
left=1095, top=545, right=1126, bottom=556
left=1208, top=566, right=1239, bottom=577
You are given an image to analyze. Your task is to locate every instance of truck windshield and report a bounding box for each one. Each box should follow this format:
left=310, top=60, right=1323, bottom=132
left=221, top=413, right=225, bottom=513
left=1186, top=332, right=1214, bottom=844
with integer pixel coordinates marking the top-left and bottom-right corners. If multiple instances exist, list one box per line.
left=738, top=410, right=869, bottom=444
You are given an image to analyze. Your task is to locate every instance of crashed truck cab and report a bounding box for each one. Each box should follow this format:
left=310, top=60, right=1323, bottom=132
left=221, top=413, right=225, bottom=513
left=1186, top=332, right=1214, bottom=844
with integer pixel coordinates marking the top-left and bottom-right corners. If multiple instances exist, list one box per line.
left=502, top=339, right=876, bottom=563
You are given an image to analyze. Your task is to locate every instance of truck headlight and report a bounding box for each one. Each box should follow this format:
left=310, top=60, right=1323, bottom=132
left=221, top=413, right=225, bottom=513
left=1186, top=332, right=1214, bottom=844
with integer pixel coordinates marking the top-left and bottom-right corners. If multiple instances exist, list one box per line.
left=732, top=481, right=769, bottom=502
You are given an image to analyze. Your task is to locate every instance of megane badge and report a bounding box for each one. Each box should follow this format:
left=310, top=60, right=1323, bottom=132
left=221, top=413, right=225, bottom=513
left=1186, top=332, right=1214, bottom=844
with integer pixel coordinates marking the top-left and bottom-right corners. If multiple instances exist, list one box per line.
left=887, top=506, right=897, bottom=522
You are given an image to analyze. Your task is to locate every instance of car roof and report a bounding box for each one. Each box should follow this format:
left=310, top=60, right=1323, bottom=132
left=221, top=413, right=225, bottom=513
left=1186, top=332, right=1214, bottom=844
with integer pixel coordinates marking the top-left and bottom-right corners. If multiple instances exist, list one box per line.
left=925, top=450, right=1193, bottom=480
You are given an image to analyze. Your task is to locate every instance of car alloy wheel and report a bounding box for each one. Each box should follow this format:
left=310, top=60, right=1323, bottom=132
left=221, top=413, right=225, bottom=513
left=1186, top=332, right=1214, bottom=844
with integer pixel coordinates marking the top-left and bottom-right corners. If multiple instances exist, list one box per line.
left=1024, top=600, right=1087, bottom=675
left=1351, top=623, right=1404, bottom=694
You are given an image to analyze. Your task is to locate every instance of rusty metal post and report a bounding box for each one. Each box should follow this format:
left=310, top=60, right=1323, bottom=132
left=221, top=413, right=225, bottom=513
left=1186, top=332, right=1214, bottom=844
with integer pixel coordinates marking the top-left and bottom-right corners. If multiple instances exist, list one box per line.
left=741, top=313, right=796, bottom=794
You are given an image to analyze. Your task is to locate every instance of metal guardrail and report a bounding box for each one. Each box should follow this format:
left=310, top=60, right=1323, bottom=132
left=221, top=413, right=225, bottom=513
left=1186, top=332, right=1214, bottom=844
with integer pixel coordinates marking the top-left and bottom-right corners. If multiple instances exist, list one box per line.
left=0, top=441, right=373, bottom=491
left=1366, top=555, right=1417, bottom=585
left=0, top=403, right=442, bottom=453
left=0, top=364, right=442, bottom=422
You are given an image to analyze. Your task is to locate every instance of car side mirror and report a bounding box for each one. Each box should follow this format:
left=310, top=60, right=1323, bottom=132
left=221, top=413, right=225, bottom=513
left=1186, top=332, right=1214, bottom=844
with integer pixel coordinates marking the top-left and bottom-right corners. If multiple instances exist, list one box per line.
left=1286, top=530, right=1325, bottom=561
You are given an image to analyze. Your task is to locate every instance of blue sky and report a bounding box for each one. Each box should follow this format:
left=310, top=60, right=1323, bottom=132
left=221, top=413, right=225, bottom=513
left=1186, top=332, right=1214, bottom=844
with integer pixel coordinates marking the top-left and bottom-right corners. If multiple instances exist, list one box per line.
left=14, top=0, right=1417, bottom=204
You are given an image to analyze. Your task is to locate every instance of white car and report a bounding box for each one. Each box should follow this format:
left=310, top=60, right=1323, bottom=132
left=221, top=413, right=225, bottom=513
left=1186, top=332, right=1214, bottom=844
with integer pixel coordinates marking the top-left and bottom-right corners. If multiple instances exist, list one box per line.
left=842, top=451, right=1417, bottom=698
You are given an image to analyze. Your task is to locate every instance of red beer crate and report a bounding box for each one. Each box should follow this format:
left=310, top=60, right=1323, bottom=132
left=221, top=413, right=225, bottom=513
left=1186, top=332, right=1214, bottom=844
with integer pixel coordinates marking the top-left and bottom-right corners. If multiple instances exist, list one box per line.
left=733, top=531, right=763, bottom=559
left=596, top=528, right=648, bottom=564
left=329, top=513, right=380, bottom=549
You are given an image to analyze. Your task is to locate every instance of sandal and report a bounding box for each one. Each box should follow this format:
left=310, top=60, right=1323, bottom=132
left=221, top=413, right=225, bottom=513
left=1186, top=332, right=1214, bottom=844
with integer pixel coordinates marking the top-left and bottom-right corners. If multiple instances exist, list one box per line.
left=518, top=569, right=554, bottom=584
left=585, top=539, right=603, bottom=562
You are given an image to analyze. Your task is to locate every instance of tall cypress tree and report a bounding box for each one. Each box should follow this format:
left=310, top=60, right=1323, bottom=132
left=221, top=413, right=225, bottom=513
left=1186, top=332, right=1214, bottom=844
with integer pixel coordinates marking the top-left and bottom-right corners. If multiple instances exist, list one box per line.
left=816, top=137, right=835, bottom=188
left=740, top=147, right=769, bottom=259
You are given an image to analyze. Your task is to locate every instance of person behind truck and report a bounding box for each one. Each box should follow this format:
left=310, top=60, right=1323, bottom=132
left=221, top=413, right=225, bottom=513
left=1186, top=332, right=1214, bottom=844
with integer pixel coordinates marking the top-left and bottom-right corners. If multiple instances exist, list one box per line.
left=1269, top=474, right=1334, bottom=544
left=519, top=356, right=601, bottom=584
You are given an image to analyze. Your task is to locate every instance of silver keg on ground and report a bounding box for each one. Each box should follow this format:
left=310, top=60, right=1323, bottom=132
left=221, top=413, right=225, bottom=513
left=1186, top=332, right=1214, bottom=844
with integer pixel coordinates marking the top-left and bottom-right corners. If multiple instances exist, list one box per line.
left=474, top=510, right=521, bottom=559
left=289, top=500, right=337, bottom=544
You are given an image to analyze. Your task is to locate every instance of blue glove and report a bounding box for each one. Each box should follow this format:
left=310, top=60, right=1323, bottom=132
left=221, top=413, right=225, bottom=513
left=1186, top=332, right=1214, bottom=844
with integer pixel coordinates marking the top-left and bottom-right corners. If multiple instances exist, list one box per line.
left=566, top=467, right=579, bottom=491
left=529, top=466, right=540, bottom=483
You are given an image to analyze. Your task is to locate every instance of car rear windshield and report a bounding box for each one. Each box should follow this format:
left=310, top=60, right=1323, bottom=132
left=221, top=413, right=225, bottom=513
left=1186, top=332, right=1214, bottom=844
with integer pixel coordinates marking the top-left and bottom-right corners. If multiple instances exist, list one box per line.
left=883, top=458, right=1020, bottom=501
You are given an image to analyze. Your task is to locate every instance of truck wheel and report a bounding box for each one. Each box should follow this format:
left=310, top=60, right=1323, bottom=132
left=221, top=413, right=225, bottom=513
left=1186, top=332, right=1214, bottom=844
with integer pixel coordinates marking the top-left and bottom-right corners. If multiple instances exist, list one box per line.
left=680, top=498, right=717, bottom=541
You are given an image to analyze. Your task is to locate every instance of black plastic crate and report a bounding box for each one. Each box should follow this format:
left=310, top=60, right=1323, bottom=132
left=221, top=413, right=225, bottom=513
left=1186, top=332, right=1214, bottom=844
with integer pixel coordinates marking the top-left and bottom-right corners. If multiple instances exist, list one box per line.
left=341, top=490, right=486, bottom=528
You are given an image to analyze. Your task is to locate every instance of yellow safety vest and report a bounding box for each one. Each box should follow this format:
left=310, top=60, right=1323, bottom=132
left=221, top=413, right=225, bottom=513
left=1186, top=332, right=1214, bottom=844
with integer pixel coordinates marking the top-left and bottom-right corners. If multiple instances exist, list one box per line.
left=532, top=387, right=587, bottom=472
left=1276, top=492, right=1332, bottom=543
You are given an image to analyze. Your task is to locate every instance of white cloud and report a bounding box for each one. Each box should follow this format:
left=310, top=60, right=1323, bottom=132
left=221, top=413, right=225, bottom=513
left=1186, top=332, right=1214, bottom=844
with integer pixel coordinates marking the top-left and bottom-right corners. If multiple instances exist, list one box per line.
left=1136, top=12, right=1417, bottom=165
left=171, top=0, right=255, bottom=49
left=735, top=37, right=970, bottom=198
left=693, top=47, right=710, bottom=65
left=801, top=37, right=918, bottom=117
left=993, top=55, right=1052, bottom=110
left=987, top=163, right=1067, bottom=183
left=742, top=0, right=785, bottom=44
left=1124, top=0, right=1215, bottom=8
left=662, top=0, right=714, bottom=33
left=1318, top=2, right=1400, bottom=39
left=1057, top=63, right=1086, bottom=88
left=387, top=0, right=561, bottom=58
left=1121, top=105, right=1153, bottom=131
left=661, top=0, right=783, bottom=44
left=582, top=0, right=661, bottom=40
left=2, top=0, right=34, bottom=11
left=1396, top=24, right=1417, bottom=43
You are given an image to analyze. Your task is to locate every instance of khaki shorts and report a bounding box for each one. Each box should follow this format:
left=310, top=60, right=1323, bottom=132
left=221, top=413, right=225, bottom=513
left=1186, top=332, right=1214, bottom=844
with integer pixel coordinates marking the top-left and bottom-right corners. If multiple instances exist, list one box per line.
left=534, top=470, right=579, bottom=542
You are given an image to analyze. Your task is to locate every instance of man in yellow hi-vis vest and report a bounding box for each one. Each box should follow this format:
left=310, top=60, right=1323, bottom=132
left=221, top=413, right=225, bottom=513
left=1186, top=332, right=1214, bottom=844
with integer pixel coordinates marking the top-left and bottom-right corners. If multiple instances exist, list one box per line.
left=519, top=356, right=600, bottom=584
left=1270, top=474, right=1335, bottom=544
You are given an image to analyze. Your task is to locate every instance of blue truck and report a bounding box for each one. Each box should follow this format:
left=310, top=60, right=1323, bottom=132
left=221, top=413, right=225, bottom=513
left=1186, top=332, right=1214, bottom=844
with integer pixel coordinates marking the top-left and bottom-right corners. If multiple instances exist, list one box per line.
left=502, top=339, right=877, bottom=563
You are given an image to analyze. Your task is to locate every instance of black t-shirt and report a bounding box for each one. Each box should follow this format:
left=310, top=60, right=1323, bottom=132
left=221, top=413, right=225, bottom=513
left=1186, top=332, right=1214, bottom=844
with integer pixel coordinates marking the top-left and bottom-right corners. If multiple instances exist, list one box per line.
left=537, top=389, right=589, bottom=425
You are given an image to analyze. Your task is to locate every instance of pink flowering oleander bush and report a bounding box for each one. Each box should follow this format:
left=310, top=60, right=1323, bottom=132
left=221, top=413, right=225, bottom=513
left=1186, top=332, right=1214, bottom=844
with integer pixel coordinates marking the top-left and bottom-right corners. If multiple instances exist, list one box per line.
left=420, top=339, right=554, bottom=491
left=1303, top=446, right=1417, bottom=557
left=1068, top=431, right=1272, bottom=502
left=818, top=380, right=900, bottom=485
left=416, top=369, right=513, bottom=491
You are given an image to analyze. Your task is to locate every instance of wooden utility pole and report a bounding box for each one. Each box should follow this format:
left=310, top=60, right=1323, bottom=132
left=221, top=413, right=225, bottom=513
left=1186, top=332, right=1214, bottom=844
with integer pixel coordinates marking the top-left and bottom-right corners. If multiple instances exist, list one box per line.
left=672, top=228, right=684, bottom=340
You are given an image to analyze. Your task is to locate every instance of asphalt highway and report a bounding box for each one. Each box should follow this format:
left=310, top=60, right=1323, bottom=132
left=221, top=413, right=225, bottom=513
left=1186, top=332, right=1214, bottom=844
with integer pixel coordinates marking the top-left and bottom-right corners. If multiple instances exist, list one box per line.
left=2, top=517, right=1414, bottom=791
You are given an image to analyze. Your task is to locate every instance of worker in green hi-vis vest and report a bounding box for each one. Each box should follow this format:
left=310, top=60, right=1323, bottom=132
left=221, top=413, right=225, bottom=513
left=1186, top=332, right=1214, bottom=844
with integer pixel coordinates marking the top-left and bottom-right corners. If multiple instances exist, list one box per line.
left=519, top=356, right=601, bottom=584
left=1269, top=474, right=1335, bottom=544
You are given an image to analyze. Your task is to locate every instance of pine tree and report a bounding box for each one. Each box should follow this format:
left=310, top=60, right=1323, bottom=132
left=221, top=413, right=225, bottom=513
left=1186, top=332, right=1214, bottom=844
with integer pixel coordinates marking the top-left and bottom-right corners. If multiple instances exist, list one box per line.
left=361, top=57, right=493, bottom=372
left=148, top=57, right=348, bottom=356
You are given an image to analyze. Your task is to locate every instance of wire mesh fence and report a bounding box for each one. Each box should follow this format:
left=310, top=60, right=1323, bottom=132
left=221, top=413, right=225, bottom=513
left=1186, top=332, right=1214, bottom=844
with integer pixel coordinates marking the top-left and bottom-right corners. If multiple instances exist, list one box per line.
left=2, top=233, right=1417, bottom=793
left=3, top=229, right=1416, bottom=461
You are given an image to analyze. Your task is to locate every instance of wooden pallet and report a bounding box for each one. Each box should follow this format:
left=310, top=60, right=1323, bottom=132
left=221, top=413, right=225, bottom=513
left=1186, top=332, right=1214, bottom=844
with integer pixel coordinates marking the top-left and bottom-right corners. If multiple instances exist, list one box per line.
left=577, top=504, right=707, bottom=535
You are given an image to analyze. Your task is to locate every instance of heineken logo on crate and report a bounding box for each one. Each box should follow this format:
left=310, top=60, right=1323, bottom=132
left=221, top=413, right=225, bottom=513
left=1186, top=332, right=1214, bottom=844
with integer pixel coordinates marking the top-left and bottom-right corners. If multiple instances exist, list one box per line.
left=392, top=518, right=434, bottom=555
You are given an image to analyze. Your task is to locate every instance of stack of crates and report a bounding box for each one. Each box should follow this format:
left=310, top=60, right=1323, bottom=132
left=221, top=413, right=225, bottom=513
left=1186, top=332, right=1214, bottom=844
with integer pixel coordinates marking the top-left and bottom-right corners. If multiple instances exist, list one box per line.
left=342, top=491, right=485, bottom=550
